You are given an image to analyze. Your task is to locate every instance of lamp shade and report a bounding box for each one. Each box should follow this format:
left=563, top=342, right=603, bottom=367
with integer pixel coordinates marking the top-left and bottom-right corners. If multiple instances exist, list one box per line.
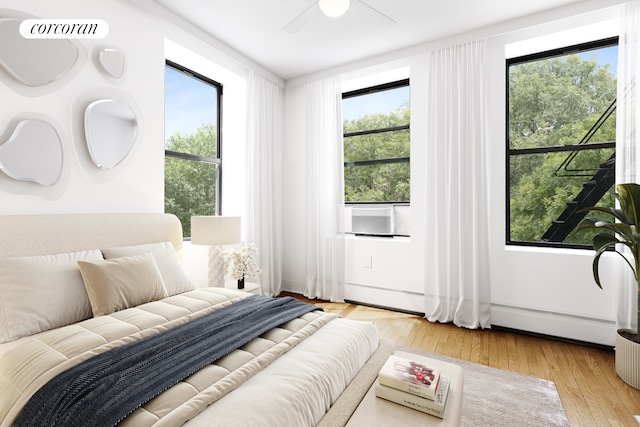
left=319, top=0, right=350, bottom=17
left=191, top=216, right=241, bottom=246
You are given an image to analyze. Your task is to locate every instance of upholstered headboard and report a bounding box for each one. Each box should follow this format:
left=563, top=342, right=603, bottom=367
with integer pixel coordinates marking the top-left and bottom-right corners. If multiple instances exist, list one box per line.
left=0, top=213, right=183, bottom=258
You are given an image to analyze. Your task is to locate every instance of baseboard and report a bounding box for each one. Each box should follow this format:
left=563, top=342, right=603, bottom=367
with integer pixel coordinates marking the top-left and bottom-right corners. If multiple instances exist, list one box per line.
left=282, top=280, right=618, bottom=346
left=492, top=325, right=614, bottom=350
left=343, top=299, right=424, bottom=317
left=344, top=282, right=425, bottom=314
left=281, top=280, right=426, bottom=313
left=491, top=304, right=617, bottom=347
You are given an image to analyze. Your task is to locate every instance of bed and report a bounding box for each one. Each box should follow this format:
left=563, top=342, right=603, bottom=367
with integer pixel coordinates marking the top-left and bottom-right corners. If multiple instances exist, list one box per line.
left=0, top=213, right=385, bottom=427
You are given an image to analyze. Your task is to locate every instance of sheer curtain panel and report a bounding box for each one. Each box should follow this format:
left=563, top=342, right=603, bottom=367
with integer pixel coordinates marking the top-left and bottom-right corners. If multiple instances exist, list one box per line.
left=245, top=71, right=284, bottom=297
left=304, top=77, right=346, bottom=302
left=615, top=1, right=640, bottom=331
left=423, top=40, right=491, bottom=329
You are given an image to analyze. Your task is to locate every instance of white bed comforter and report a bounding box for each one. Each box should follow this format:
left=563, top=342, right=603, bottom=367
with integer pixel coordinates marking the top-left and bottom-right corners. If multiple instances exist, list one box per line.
left=0, top=288, right=378, bottom=427
left=185, top=315, right=379, bottom=427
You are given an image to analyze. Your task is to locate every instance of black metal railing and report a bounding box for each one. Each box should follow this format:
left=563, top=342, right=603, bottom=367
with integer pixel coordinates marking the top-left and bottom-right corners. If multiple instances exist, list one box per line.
left=540, top=99, right=617, bottom=243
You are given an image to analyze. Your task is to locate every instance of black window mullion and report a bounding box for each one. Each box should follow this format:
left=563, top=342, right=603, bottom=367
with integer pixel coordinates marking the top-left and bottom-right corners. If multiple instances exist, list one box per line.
left=344, top=157, right=410, bottom=167
left=506, top=37, right=618, bottom=68
left=342, top=78, right=410, bottom=99
left=508, top=142, right=615, bottom=156
left=344, top=124, right=410, bottom=138
left=165, top=150, right=221, bottom=164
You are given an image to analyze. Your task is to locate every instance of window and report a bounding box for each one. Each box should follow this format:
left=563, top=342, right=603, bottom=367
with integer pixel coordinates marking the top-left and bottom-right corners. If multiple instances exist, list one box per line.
left=507, top=37, right=618, bottom=248
left=164, top=60, right=222, bottom=238
left=342, top=79, right=410, bottom=236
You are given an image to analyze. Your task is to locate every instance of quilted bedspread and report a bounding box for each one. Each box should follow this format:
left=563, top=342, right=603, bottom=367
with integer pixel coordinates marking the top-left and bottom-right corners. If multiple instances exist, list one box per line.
left=0, top=288, right=339, bottom=427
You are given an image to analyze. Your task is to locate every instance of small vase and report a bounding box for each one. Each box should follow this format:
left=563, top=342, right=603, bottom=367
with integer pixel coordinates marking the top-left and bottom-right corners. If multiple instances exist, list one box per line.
left=238, top=277, right=245, bottom=289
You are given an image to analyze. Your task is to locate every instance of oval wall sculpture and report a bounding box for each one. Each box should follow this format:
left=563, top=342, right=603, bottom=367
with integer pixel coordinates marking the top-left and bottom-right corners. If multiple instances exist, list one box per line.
left=98, top=48, right=126, bottom=79
left=84, top=99, right=138, bottom=169
left=0, top=18, right=79, bottom=87
left=0, top=119, right=63, bottom=186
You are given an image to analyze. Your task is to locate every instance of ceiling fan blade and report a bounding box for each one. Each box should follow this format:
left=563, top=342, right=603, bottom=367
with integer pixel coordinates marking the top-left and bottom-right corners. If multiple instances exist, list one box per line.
left=357, top=0, right=396, bottom=25
left=281, top=2, right=320, bottom=34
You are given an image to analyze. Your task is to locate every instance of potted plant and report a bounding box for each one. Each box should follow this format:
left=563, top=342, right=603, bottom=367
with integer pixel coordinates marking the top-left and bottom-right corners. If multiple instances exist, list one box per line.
left=578, top=183, right=640, bottom=389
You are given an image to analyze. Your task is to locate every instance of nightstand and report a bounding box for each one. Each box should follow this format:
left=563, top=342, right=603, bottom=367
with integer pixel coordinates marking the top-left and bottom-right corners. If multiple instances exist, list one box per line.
left=224, top=280, right=262, bottom=295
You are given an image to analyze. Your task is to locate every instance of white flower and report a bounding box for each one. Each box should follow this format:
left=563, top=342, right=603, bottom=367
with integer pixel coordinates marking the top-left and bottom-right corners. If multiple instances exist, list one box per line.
left=221, top=243, right=263, bottom=281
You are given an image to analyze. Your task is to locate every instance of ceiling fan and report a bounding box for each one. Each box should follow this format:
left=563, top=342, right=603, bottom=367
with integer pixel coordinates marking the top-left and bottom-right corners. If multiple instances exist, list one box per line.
left=281, top=0, right=396, bottom=33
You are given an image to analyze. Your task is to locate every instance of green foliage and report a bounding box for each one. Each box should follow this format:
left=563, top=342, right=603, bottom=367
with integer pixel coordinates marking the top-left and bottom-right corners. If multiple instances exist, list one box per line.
left=164, top=124, right=218, bottom=238
left=509, top=53, right=617, bottom=244
left=345, top=163, right=410, bottom=202
left=344, top=104, right=410, bottom=202
left=164, top=125, right=217, bottom=157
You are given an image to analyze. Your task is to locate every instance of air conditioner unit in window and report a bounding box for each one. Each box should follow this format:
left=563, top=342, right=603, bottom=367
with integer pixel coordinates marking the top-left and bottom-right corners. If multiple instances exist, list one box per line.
left=351, top=207, right=394, bottom=236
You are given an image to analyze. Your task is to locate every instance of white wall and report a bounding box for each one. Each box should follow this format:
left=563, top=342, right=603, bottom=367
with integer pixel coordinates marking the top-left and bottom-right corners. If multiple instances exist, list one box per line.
left=0, top=0, right=168, bottom=214
left=282, top=0, right=624, bottom=345
left=0, top=0, right=279, bottom=287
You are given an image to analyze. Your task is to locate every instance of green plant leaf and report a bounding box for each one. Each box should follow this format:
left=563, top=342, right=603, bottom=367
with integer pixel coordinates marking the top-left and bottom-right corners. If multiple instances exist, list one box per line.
left=578, top=206, right=627, bottom=223
left=590, top=221, right=635, bottom=243
left=592, top=233, right=620, bottom=251
left=618, top=183, right=640, bottom=229
left=577, top=217, right=598, bottom=232
left=592, top=250, right=605, bottom=289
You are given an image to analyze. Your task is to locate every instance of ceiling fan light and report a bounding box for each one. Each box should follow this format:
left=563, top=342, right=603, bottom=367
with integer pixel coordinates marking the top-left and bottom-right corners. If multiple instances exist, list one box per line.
left=319, top=0, right=350, bottom=18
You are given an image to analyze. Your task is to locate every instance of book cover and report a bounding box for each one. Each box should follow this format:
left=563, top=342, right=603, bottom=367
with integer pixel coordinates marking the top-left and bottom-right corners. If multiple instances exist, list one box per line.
left=375, top=377, right=451, bottom=418
left=378, top=353, right=441, bottom=399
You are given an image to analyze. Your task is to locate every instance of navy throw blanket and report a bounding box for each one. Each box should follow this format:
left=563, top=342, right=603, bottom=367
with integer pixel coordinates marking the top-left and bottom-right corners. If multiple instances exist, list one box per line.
left=15, top=295, right=322, bottom=427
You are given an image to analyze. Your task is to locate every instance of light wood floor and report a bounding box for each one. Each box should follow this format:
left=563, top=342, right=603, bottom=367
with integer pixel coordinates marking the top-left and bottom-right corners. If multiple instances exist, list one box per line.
left=283, top=293, right=640, bottom=427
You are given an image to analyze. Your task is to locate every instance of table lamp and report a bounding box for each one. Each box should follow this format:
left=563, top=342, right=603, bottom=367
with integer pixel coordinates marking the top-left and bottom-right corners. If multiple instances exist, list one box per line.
left=191, top=215, right=241, bottom=287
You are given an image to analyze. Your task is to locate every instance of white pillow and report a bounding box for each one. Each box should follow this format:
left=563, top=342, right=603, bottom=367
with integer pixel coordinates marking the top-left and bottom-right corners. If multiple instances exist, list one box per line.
left=78, top=252, right=169, bottom=317
left=0, top=250, right=103, bottom=343
left=101, top=241, right=195, bottom=296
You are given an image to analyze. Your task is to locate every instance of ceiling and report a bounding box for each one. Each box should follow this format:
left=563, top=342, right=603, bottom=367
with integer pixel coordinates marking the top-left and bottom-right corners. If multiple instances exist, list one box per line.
left=152, top=0, right=584, bottom=80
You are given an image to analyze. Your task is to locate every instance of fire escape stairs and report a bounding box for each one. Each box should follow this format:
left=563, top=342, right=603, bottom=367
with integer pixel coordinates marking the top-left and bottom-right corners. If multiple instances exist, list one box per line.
left=538, top=97, right=617, bottom=244
left=540, top=154, right=615, bottom=243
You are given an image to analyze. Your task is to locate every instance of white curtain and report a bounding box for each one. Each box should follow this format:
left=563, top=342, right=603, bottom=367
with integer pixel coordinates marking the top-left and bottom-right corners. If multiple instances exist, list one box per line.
left=423, top=40, right=491, bottom=329
left=245, top=71, right=284, bottom=297
left=304, top=77, right=345, bottom=302
left=615, top=0, right=640, bottom=331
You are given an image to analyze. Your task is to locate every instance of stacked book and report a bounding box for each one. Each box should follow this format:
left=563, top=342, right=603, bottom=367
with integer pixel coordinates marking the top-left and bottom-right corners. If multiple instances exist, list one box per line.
left=375, top=352, right=450, bottom=418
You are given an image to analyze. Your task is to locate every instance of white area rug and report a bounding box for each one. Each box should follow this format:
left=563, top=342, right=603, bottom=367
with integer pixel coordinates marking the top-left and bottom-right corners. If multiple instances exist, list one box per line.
left=401, top=347, right=570, bottom=427
left=318, top=340, right=569, bottom=427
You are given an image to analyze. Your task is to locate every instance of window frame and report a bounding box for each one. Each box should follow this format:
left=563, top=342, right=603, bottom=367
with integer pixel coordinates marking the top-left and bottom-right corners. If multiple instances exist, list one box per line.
left=505, top=36, right=618, bottom=250
left=342, top=78, right=410, bottom=202
left=164, top=59, right=223, bottom=219
left=342, top=78, right=411, bottom=237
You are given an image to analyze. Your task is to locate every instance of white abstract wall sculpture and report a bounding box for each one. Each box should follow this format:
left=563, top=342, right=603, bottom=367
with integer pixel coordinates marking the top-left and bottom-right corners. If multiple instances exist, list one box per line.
left=97, top=47, right=126, bottom=79
left=0, top=18, right=78, bottom=87
left=84, top=99, right=138, bottom=169
left=0, top=119, right=63, bottom=186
